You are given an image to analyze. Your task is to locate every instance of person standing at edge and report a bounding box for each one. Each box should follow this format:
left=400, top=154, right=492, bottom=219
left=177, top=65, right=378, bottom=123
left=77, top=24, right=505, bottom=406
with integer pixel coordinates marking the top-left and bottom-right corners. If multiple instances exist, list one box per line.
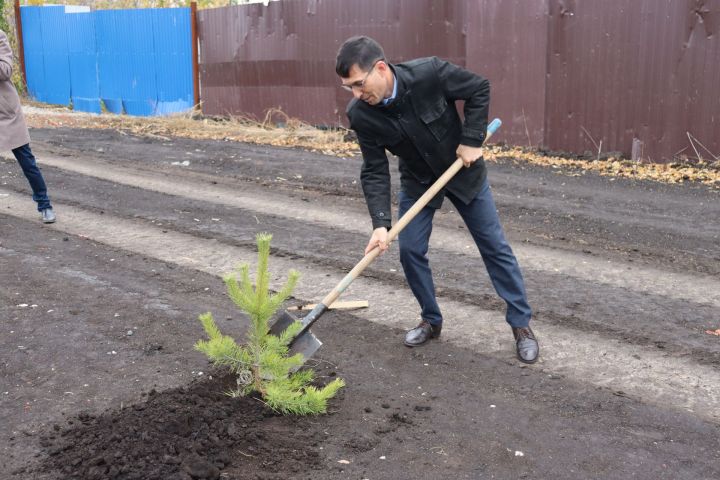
left=335, top=36, right=538, bottom=363
left=0, top=29, right=55, bottom=223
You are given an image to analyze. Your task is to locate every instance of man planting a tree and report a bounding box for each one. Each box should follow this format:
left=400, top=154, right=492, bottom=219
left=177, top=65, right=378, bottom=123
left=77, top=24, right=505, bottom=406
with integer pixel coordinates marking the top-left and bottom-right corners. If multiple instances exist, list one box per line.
left=335, top=36, right=539, bottom=363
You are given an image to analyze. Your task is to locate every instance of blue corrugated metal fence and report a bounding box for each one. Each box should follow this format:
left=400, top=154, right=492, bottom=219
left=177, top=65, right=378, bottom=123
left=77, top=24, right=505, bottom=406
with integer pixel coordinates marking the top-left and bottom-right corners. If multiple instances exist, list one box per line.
left=20, top=5, right=193, bottom=116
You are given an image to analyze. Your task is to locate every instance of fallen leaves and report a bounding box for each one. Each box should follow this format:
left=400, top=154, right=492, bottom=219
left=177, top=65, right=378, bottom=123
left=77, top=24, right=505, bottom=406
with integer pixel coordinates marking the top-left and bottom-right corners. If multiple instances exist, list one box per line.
left=705, top=329, right=720, bottom=336
left=483, top=146, right=720, bottom=188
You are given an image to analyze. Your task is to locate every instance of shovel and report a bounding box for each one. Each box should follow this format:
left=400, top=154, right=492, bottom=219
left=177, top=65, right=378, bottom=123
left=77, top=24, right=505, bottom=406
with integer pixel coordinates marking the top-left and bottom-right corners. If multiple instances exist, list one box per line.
left=270, top=118, right=503, bottom=362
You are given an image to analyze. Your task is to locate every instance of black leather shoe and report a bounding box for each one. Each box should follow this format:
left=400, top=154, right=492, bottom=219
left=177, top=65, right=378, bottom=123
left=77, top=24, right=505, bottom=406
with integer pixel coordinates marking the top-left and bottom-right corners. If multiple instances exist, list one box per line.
left=404, top=320, right=442, bottom=347
left=512, top=327, right=539, bottom=364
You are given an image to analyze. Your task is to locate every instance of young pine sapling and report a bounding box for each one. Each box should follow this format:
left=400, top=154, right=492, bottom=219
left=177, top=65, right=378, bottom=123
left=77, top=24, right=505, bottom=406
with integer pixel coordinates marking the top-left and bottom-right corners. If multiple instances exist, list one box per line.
left=195, top=233, right=344, bottom=415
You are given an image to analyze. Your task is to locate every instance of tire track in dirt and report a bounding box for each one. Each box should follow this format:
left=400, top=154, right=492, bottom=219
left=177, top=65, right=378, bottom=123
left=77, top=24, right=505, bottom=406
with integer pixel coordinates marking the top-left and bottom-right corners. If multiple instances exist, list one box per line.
left=2, top=191, right=719, bottom=423
left=490, top=172, right=720, bottom=239
left=13, top=153, right=720, bottom=309
left=31, top=130, right=720, bottom=274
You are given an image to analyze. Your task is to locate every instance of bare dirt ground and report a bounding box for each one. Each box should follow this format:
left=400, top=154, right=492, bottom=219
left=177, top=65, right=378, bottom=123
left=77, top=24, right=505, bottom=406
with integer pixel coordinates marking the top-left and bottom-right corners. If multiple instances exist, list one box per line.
left=1, top=125, right=720, bottom=479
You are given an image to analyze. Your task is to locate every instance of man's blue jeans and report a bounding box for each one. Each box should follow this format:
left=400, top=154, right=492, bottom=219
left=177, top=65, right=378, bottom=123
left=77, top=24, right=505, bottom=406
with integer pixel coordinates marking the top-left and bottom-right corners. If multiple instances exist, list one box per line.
left=12, top=143, right=51, bottom=211
left=397, top=178, right=532, bottom=328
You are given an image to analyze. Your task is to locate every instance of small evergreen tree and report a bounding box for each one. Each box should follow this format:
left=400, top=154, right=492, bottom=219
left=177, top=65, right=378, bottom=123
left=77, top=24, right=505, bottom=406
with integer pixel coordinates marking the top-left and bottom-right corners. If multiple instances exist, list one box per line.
left=195, top=232, right=344, bottom=415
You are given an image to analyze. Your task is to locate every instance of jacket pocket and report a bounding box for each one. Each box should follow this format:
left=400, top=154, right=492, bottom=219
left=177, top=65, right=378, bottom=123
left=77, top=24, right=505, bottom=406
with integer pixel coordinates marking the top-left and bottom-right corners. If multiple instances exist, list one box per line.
left=420, top=97, right=450, bottom=141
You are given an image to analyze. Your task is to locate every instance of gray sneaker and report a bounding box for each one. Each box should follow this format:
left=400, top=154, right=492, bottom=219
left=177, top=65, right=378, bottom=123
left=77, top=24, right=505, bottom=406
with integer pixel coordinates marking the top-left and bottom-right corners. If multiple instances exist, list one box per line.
left=41, top=208, right=56, bottom=224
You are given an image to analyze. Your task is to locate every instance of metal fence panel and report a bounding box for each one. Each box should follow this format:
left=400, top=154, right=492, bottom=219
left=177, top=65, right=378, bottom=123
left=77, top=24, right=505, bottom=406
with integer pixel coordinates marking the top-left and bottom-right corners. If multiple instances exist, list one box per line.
left=38, top=6, right=72, bottom=106
left=118, top=9, right=159, bottom=116
left=21, top=5, right=72, bottom=105
left=466, top=0, right=549, bottom=148
left=197, top=0, right=719, bottom=161
left=152, top=8, right=194, bottom=115
left=95, top=10, right=124, bottom=113
left=197, top=0, right=467, bottom=125
left=66, top=11, right=100, bottom=113
left=545, top=0, right=720, bottom=161
left=21, top=6, right=193, bottom=117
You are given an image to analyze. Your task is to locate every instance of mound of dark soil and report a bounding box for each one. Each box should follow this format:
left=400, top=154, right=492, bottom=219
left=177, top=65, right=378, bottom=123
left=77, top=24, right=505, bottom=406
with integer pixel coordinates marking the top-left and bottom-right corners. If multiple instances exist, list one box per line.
left=26, top=375, right=327, bottom=480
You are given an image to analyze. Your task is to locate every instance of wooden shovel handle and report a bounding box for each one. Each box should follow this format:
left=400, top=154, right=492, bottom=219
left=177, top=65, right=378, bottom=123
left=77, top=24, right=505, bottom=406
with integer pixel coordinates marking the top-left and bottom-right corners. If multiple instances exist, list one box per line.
left=318, top=119, right=502, bottom=309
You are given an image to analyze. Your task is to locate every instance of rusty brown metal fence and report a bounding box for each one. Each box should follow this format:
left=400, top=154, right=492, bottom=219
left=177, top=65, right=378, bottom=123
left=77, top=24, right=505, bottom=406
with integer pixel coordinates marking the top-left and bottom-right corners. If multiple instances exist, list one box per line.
left=545, top=0, right=720, bottom=162
left=465, top=0, right=549, bottom=150
left=197, top=0, right=468, bottom=126
left=197, top=0, right=720, bottom=162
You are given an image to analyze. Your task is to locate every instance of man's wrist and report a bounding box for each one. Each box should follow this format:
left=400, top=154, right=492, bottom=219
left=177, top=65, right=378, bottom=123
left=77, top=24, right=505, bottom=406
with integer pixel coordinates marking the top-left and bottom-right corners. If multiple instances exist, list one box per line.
left=460, top=126, right=487, bottom=147
left=371, top=219, right=392, bottom=230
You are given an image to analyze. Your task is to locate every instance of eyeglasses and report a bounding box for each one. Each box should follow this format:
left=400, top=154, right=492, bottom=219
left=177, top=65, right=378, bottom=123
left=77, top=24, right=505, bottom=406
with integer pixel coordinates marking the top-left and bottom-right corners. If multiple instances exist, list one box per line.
left=341, top=60, right=380, bottom=92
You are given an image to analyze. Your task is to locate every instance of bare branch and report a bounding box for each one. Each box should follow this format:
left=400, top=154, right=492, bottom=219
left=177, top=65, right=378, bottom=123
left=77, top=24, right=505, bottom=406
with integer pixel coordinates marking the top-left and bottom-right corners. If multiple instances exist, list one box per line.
left=687, top=131, right=703, bottom=163
left=580, top=126, right=600, bottom=152
left=688, top=133, right=719, bottom=161
left=522, top=108, right=532, bottom=148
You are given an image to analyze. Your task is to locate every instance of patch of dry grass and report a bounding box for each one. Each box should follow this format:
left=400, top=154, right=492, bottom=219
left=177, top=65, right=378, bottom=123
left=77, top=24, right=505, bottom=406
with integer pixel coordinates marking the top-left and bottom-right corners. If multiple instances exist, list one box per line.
left=24, top=105, right=357, bottom=157
left=23, top=103, right=720, bottom=188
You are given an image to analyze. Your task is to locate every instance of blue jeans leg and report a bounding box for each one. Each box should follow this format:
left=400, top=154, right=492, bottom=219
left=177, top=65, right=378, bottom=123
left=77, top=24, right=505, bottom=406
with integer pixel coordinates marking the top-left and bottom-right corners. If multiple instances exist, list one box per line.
left=12, top=143, right=51, bottom=211
left=448, top=179, right=532, bottom=328
left=397, top=190, right=443, bottom=326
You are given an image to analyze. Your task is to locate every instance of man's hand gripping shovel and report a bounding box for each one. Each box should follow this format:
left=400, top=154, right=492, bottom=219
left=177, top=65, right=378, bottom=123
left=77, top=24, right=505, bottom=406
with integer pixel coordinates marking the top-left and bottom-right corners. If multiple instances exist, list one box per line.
left=269, top=118, right=503, bottom=364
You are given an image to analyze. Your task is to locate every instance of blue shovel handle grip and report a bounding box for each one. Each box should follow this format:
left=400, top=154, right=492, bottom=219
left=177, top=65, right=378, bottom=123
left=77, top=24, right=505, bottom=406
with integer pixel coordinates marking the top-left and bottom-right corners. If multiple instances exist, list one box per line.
left=486, top=118, right=502, bottom=140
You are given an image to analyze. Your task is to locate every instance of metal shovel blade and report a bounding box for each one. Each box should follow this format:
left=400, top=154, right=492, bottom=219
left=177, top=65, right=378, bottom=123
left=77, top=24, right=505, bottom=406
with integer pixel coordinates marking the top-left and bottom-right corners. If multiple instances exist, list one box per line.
left=287, top=328, right=322, bottom=360
left=268, top=310, right=300, bottom=337
left=269, top=310, right=323, bottom=362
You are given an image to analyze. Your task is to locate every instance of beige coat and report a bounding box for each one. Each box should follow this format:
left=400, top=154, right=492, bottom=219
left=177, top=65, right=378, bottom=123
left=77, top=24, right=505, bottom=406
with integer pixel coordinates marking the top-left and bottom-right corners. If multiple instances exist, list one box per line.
left=0, top=29, right=30, bottom=152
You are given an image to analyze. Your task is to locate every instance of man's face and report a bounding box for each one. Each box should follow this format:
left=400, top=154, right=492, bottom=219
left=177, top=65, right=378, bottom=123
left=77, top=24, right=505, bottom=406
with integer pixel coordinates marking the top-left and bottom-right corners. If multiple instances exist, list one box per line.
left=340, top=61, right=387, bottom=105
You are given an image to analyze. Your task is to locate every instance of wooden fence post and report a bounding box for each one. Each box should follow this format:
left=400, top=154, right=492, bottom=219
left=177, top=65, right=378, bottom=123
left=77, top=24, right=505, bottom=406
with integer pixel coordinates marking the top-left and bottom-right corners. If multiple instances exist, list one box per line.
left=13, top=0, right=27, bottom=89
left=191, top=1, right=200, bottom=110
left=631, top=138, right=644, bottom=163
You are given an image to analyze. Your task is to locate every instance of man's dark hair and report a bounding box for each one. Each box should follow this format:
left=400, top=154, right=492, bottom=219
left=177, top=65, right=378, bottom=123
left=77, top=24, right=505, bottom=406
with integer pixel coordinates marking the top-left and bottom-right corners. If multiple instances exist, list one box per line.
left=335, top=36, right=385, bottom=77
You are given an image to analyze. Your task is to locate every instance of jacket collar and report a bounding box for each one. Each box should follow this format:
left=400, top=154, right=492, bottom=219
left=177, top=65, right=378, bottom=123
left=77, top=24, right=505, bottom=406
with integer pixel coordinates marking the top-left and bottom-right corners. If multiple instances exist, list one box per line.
left=376, top=63, right=411, bottom=110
